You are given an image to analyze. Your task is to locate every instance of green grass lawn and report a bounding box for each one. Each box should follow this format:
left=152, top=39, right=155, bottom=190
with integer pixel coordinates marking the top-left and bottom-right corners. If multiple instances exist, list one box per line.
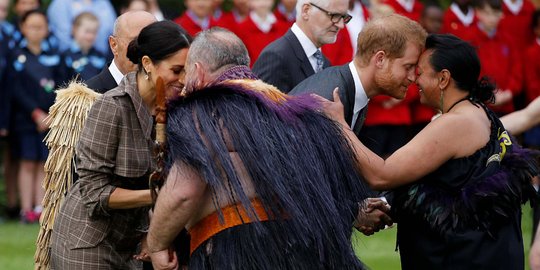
left=0, top=208, right=534, bottom=270
left=0, top=176, right=535, bottom=269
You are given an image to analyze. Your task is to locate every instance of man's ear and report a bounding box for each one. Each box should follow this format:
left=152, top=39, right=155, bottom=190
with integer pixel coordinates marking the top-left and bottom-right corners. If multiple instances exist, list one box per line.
left=109, top=36, right=118, bottom=57
left=374, top=51, right=386, bottom=69
left=301, top=2, right=311, bottom=20
left=194, top=62, right=206, bottom=88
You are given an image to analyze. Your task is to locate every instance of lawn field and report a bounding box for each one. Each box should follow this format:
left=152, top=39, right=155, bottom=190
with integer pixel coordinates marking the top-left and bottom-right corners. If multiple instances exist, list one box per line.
left=0, top=180, right=535, bottom=269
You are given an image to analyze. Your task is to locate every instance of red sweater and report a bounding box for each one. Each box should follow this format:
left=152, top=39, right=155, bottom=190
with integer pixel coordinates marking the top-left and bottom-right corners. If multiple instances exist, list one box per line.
left=274, top=8, right=295, bottom=28
left=236, top=16, right=289, bottom=67
left=364, top=85, right=419, bottom=126
left=174, top=12, right=217, bottom=37
left=382, top=0, right=424, bottom=22
left=215, top=11, right=246, bottom=34
left=524, top=40, right=540, bottom=102
left=441, top=6, right=477, bottom=39
left=499, top=0, right=535, bottom=51
left=464, top=26, right=523, bottom=114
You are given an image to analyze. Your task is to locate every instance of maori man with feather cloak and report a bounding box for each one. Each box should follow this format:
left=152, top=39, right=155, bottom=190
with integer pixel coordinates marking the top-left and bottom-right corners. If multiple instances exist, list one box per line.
left=147, top=28, right=390, bottom=270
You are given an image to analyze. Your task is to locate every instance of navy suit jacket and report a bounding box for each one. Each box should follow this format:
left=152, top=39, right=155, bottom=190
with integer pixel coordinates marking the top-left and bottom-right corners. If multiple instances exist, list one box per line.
left=85, top=65, right=117, bottom=94
left=289, top=64, right=367, bottom=136
left=253, top=29, right=330, bottom=93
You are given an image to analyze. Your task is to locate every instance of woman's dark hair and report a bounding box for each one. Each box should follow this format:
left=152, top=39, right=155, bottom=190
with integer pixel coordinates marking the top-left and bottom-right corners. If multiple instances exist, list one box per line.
left=126, top=21, right=192, bottom=67
left=425, top=33, right=495, bottom=103
left=20, top=9, right=47, bottom=24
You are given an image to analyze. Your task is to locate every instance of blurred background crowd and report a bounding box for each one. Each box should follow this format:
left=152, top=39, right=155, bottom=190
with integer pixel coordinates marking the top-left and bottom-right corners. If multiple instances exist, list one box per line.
left=0, top=0, right=539, bottom=226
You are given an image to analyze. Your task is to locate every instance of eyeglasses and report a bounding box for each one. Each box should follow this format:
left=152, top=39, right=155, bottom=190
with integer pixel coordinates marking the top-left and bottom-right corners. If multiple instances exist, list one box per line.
left=309, top=3, right=352, bottom=24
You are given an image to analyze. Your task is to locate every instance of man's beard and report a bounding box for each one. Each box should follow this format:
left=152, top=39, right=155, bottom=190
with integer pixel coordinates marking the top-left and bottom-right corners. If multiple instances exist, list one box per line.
left=375, top=67, right=404, bottom=99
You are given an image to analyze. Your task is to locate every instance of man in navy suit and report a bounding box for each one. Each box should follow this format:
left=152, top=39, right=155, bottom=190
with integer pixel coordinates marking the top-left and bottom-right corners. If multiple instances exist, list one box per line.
left=290, top=14, right=427, bottom=136
left=86, top=11, right=156, bottom=93
left=252, top=0, right=350, bottom=93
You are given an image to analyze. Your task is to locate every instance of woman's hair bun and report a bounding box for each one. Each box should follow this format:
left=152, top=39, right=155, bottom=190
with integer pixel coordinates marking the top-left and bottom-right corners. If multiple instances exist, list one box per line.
left=126, top=38, right=142, bottom=64
left=471, top=76, right=496, bottom=104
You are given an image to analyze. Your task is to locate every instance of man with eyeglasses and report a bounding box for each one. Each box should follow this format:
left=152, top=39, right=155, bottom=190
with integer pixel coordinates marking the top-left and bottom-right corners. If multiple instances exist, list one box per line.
left=253, top=0, right=350, bottom=93
left=86, top=11, right=156, bottom=93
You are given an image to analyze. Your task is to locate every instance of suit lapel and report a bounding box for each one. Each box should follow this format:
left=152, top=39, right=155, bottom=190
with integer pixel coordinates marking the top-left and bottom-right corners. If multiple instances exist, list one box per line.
left=352, top=107, right=367, bottom=136
left=285, top=30, right=315, bottom=78
left=339, top=65, right=355, bottom=126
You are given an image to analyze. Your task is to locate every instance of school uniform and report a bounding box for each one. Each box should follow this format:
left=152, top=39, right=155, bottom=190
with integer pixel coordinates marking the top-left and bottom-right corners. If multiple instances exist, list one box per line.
left=524, top=39, right=540, bottom=103
left=274, top=3, right=296, bottom=27
left=174, top=10, right=217, bottom=37
left=523, top=39, right=540, bottom=147
left=499, top=0, right=535, bottom=52
left=215, top=10, right=246, bottom=34
left=236, top=12, right=289, bottom=66
left=464, top=25, right=523, bottom=115
left=6, top=39, right=67, bottom=160
left=441, top=3, right=477, bottom=39
left=383, top=0, right=424, bottom=22
left=63, top=42, right=106, bottom=81
left=0, top=22, right=17, bottom=132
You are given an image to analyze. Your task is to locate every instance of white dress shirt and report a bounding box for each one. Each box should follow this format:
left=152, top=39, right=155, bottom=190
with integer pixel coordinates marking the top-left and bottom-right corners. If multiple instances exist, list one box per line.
left=349, top=62, right=369, bottom=128
left=291, top=23, right=320, bottom=73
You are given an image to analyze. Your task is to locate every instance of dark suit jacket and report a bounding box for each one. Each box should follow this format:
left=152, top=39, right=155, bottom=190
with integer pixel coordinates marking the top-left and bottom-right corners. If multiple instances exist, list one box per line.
left=289, top=64, right=367, bottom=136
left=85, top=65, right=118, bottom=94
left=252, top=29, right=330, bottom=93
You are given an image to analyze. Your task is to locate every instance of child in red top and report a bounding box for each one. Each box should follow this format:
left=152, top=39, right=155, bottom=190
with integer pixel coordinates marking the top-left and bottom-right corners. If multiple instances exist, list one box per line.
left=174, top=0, right=217, bottom=37
left=274, top=0, right=296, bottom=27
left=236, top=0, right=289, bottom=67
left=499, top=0, right=535, bottom=53
left=464, top=0, right=522, bottom=115
left=382, top=0, right=424, bottom=22
left=441, top=0, right=477, bottom=38
left=524, top=10, right=540, bottom=104
left=215, top=0, right=249, bottom=33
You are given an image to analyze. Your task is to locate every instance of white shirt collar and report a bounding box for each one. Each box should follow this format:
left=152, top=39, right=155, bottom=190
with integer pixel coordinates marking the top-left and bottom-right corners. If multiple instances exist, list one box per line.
left=349, top=62, right=369, bottom=128
left=450, top=3, right=475, bottom=26
left=291, top=23, right=320, bottom=72
left=503, top=0, right=523, bottom=15
left=250, top=11, right=277, bottom=33
left=109, top=60, right=124, bottom=85
left=396, top=0, right=415, bottom=13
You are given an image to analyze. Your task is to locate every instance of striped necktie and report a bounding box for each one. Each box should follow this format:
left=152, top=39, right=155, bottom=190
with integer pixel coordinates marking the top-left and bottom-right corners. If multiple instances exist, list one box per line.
left=313, top=50, right=324, bottom=73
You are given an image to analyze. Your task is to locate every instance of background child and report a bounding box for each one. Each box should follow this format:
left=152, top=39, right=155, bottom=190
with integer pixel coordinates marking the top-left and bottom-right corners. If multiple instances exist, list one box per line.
left=236, top=0, right=288, bottom=66
left=464, top=0, right=523, bottom=116
left=62, top=12, right=106, bottom=81
left=6, top=9, right=67, bottom=223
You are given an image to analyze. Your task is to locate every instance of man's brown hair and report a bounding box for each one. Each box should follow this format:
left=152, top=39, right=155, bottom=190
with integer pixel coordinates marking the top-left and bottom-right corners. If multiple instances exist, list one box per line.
left=356, top=14, right=427, bottom=65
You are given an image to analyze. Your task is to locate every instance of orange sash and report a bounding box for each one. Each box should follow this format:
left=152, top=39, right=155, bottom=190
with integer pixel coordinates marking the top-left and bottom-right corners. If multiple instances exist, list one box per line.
left=188, top=199, right=271, bottom=255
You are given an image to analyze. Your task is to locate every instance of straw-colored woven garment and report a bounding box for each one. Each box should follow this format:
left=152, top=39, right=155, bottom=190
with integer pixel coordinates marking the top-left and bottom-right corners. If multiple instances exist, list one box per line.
left=34, top=82, right=101, bottom=270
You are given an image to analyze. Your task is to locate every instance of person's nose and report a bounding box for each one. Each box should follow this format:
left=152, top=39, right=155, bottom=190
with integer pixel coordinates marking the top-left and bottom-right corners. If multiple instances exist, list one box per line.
left=335, top=19, right=346, bottom=29
left=408, top=69, right=417, bottom=83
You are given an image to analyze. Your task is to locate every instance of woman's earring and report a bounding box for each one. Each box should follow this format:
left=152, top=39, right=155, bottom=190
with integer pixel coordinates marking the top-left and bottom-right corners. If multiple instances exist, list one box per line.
left=439, top=89, right=444, bottom=113
left=144, top=69, right=150, bottom=80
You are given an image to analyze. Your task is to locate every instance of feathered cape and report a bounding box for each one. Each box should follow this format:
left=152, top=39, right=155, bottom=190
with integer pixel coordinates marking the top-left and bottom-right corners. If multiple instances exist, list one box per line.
left=165, top=79, right=371, bottom=268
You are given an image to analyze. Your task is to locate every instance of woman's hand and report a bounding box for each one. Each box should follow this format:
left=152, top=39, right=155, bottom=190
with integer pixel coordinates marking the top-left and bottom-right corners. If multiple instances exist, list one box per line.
left=312, top=88, right=349, bottom=128
left=150, top=247, right=178, bottom=270
left=134, top=234, right=151, bottom=262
